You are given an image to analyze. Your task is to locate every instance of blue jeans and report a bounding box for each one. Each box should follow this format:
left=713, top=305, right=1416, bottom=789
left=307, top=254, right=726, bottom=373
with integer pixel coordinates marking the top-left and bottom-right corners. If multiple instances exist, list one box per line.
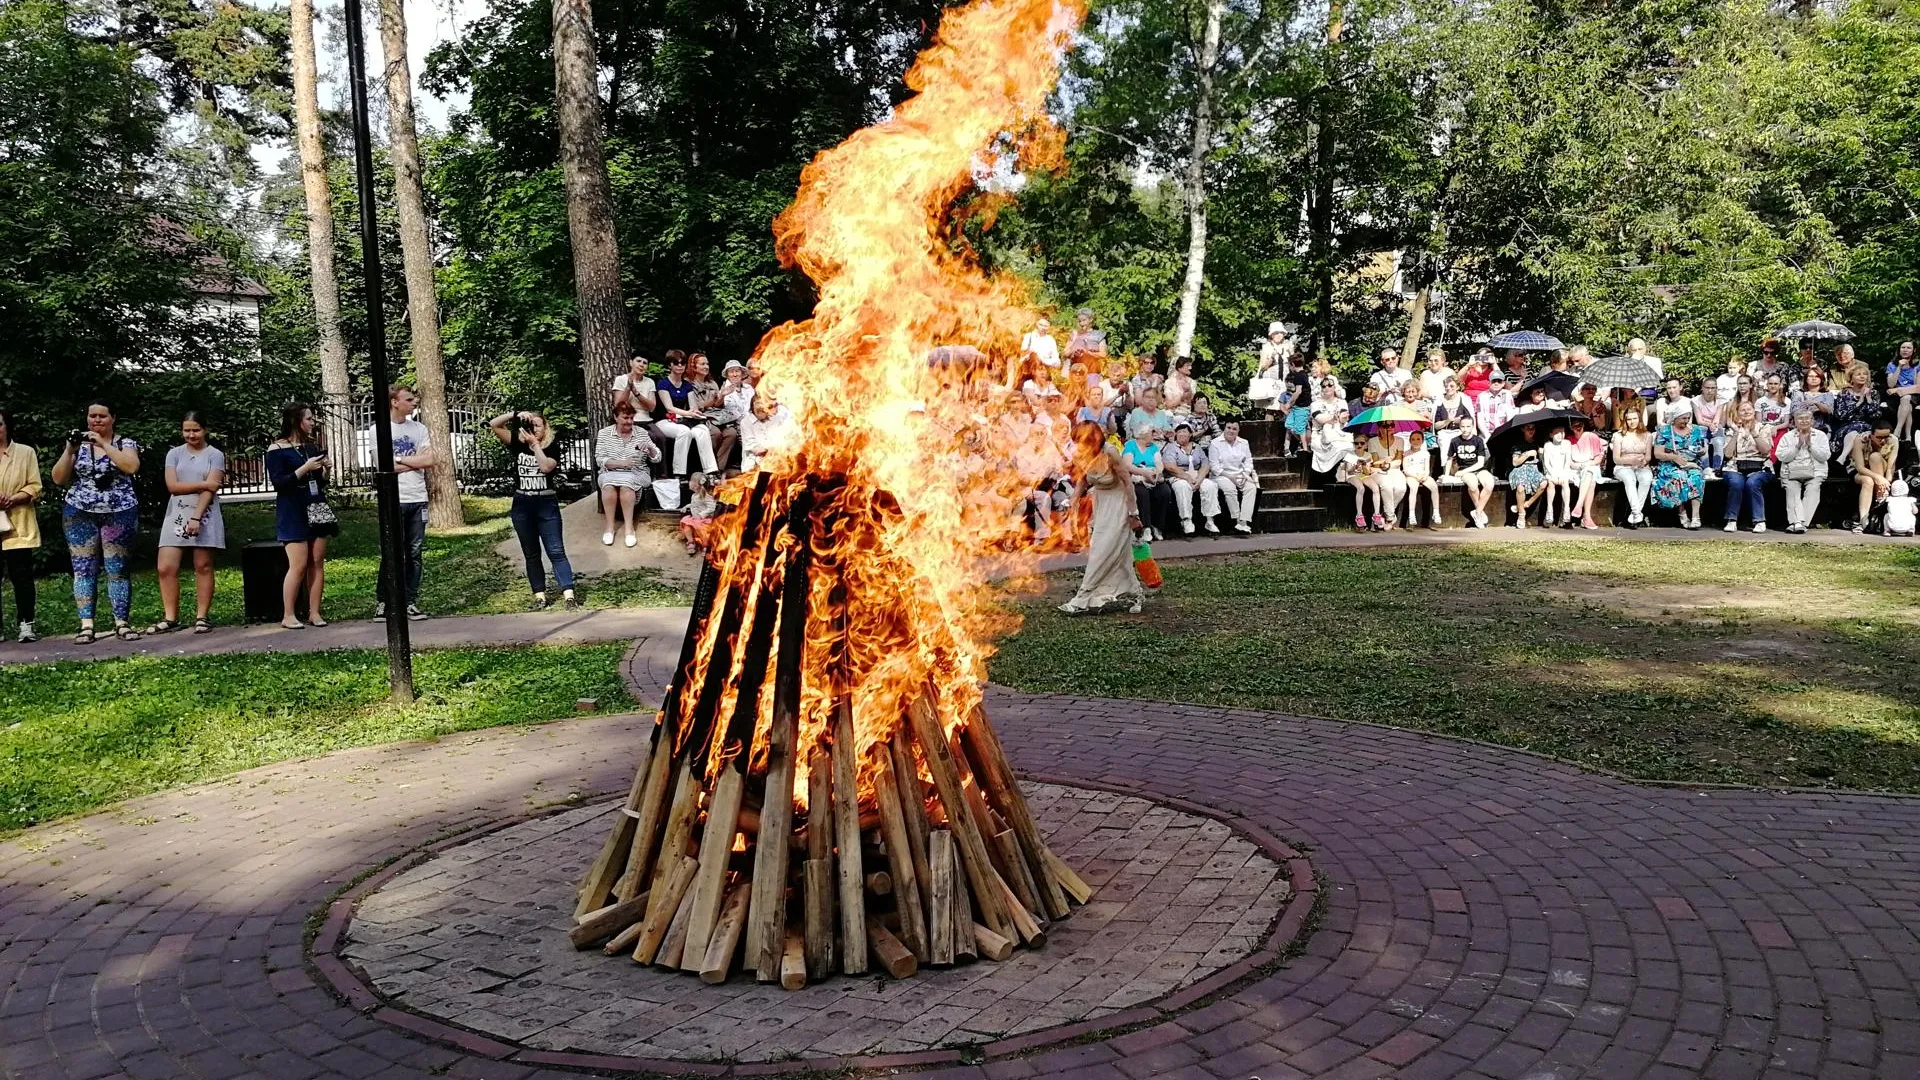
left=376, top=502, right=428, bottom=605
left=1722, top=466, right=1771, bottom=523
left=1707, top=433, right=1726, bottom=471
left=508, top=496, right=574, bottom=595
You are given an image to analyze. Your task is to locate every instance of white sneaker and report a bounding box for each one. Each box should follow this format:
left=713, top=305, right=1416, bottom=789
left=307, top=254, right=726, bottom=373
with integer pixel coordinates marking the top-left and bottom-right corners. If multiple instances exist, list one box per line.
left=1204, top=520, right=1220, bottom=534
left=17, top=621, right=36, bottom=643
left=1724, top=520, right=1738, bottom=532
left=1181, top=521, right=1195, bottom=535
left=1753, top=522, right=1767, bottom=534
left=1234, top=522, right=1252, bottom=534
left=624, top=532, right=638, bottom=547
left=601, top=531, right=615, bottom=546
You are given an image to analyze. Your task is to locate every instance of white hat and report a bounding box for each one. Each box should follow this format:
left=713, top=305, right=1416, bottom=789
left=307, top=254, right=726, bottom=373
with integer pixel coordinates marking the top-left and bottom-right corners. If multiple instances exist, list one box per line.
left=1268, top=321, right=1287, bottom=336
left=723, top=360, right=747, bottom=374
left=1895, top=479, right=1910, bottom=498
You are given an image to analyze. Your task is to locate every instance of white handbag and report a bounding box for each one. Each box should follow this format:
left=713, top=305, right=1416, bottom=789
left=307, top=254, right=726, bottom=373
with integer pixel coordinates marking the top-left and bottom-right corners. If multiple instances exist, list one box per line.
left=651, top=477, right=682, bottom=511
left=1247, top=376, right=1282, bottom=405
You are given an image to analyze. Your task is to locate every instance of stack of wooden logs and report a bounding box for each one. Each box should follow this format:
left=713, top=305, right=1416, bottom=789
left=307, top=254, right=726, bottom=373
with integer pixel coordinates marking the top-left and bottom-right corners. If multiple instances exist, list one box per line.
left=565, top=478, right=1091, bottom=987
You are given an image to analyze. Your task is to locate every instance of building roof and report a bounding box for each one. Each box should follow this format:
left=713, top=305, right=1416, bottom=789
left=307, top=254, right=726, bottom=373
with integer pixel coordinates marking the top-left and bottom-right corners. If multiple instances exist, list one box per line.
left=146, top=216, right=271, bottom=301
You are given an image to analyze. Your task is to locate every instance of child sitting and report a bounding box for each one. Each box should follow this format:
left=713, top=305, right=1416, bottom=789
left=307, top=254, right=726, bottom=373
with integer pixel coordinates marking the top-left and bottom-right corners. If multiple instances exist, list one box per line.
left=679, top=472, right=720, bottom=554
left=1886, top=479, right=1918, bottom=537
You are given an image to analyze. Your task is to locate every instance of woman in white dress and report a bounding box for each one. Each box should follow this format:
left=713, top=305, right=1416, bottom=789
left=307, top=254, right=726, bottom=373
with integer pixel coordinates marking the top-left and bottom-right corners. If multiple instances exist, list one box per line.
left=1059, top=421, right=1145, bottom=616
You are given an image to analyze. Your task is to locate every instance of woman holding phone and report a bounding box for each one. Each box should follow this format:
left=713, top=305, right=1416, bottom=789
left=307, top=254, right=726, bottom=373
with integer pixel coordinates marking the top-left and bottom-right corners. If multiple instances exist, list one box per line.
left=266, top=403, right=336, bottom=629
left=50, top=400, right=141, bottom=642
left=151, top=412, right=227, bottom=634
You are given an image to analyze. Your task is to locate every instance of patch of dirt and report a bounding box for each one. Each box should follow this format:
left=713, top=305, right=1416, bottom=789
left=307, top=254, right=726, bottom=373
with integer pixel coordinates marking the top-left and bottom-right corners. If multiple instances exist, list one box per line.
left=1543, top=574, right=1920, bottom=629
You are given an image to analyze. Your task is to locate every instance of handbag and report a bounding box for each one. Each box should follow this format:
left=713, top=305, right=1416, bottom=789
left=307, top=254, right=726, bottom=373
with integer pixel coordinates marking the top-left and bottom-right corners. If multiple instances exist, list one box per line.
left=1247, top=376, right=1282, bottom=404
left=651, top=477, right=683, bottom=511
left=306, top=500, right=338, bottom=527
left=0, top=507, right=11, bottom=535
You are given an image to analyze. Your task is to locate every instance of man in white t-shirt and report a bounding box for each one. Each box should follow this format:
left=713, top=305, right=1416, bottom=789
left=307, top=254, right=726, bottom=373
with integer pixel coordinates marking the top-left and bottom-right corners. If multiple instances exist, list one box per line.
left=1368, top=348, right=1413, bottom=398
left=376, top=386, right=440, bottom=620
left=1021, top=317, right=1061, bottom=370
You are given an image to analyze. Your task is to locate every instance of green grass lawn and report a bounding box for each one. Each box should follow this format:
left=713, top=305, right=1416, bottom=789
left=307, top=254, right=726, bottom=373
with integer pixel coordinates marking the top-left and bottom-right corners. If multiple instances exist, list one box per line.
left=992, top=541, right=1920, bottom=793
left=0, top=643, right=636, bottom=834
left=17, top=497, right=688, bottom=636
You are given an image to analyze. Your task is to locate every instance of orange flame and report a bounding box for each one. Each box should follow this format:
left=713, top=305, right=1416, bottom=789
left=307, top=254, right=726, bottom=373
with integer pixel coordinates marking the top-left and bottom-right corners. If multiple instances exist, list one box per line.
left=674, top=0, right=1088, bottom=810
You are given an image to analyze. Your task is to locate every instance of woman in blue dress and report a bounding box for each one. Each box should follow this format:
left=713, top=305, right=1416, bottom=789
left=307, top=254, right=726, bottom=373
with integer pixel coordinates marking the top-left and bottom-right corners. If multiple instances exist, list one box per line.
left=266, top=403, right=336, bottom=628
left=1652, top=410, right=1709, bottom=529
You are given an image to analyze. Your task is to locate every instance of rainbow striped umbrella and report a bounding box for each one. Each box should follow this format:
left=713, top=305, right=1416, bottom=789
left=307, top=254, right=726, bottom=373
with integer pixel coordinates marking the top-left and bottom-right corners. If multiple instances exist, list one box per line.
left=1343, top=404, right=1432, bottom=435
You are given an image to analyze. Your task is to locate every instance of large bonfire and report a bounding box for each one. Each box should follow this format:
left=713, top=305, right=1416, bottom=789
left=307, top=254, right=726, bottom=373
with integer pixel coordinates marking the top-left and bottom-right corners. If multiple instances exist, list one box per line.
left=566, top=0, right=1095, bottom=986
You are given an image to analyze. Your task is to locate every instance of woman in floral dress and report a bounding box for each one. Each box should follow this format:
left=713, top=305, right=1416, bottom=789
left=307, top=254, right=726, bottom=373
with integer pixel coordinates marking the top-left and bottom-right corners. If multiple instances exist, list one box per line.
left=1652, top=410, right=1709, bottom=529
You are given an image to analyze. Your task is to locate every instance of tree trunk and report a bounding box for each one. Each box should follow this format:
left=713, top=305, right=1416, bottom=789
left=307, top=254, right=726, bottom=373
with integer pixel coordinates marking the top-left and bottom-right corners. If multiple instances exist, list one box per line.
left=378, top=0, right=464, bottom=527
left=552, top=0, right=631, bottom=438
left=291, top=0, right=352, bottom=453
left=1171, top=0, right=1225, bottom=362
left=1309, top=0, right=1344, bottom=358
left=1401, top=277, right=1430, bottom=362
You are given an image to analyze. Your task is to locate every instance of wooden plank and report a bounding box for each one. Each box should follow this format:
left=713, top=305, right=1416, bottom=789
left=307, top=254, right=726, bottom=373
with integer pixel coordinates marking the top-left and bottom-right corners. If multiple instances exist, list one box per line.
left=991, top=866, right=1047, bottom=947
left=612, top=733, right=678, bottom=902
left=906, top=695, right=1013, bottom=940
left=602, top=917, right=647, bottom=957
left=780, top=924, right=807, bottom=990
left=831, top=702, right=867, bottom=975
left=629, top=854, right=697, bottom=964
left=864, top=871, right=893, bottom=896
left=678, top=766, right=746, bottom=972
left=949, top=838, right=977, bottom=961
left=748, top=544, right=808, bottom=982
left=1043, top=849, right=1092, bottom=905
left=928, top=829, right=956, bottom=965
left=806, top=746, right=832, bottom=862
left=971, top=921, right=1014, bottom=961
left=871, top=743, right=930, bottom=962
left=568, top=891, right=650, bottom=949
left=989, top=827, right=1042, bottom=924
left=865, top=917, right=918, bottom=979
left=889, top=736, right=936, bottom=924
left=802, top=857, right=833, bottom=980
left=964, top=707, right=1070, bottom=919
left=632, top=759, right=698, bottom=913
left=655, top=880, right=700, bottom=968
left=574, top=738, right=656, bottom=917
left=698, top=882, right=752, bottom=984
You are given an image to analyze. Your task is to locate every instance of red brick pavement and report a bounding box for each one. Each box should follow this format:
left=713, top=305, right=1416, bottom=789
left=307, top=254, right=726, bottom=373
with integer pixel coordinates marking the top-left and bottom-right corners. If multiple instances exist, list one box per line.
left=1, top=631, right=1916, bottom=1079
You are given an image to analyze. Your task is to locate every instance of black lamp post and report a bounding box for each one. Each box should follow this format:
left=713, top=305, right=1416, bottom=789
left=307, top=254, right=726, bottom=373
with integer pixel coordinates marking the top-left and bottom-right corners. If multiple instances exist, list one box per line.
left=341, top=0, right=415, bottom=703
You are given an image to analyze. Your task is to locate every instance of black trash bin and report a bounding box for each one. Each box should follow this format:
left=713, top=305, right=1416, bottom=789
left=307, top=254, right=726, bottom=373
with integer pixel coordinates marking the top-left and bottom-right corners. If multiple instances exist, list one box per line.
left=241, top=540, right=288, bottom=623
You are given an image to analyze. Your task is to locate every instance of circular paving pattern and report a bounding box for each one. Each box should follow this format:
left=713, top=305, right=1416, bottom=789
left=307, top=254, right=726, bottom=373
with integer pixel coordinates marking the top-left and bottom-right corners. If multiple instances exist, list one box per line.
left=343, top=784, right=1290, bottom=1063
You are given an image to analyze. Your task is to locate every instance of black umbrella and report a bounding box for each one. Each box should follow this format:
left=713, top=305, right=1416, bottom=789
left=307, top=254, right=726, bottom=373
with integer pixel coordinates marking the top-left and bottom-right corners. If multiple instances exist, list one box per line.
left=1514, top=370, right=1580, bottom=402
left=1488, top=406, right=1585, bottom=445
left=1775, top=319, right=1854, bottom=342
left=1487, top=330, right=1566, bottom=352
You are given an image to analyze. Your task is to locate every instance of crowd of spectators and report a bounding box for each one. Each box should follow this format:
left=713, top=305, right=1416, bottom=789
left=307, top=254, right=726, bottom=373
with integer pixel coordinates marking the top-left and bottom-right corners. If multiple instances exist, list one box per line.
left=1258, top=336, right=1919, bottom=536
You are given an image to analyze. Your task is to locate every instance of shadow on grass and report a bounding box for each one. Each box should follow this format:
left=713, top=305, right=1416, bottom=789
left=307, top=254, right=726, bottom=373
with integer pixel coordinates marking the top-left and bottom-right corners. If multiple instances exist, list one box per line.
left=990, top=540, right=1920, bottom=793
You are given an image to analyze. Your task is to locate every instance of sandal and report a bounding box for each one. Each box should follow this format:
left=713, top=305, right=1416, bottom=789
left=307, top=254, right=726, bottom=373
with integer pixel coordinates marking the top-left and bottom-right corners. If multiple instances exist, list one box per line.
left=147, top=619, right=181, bottom=635
left=192, top=618, right=213, bottom=634
left=73, top=626, right=97, bottom=645
left=113, top=623, right=141, bottom=642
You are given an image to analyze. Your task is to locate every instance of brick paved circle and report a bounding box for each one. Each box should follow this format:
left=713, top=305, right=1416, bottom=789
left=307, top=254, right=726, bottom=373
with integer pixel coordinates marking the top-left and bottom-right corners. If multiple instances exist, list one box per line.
left=1, top=625, right=1917, bottom=1080
left=340, top=784, right=1289, bottom=1064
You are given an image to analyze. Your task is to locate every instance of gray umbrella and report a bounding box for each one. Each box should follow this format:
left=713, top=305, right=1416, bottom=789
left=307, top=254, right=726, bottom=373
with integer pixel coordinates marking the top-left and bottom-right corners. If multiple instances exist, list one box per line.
left=1775, top=319, right=1854, bottom=342
left=1487, top=330, right=1566, bottom=352
left=1577, top=354, right=1661, bottom=392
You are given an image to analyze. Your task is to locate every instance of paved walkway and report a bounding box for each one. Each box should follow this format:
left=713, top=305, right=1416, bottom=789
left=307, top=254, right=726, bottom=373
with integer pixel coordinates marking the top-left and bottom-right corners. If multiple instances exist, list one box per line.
left=0, top=607, right=691, bottom=668
left=1, top=627, right=1915, bottom=1078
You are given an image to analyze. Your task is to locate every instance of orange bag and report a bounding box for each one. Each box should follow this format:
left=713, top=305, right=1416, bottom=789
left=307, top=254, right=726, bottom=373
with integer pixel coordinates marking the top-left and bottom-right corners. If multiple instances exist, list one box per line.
left=1131, top=539, right=1163, bottom=589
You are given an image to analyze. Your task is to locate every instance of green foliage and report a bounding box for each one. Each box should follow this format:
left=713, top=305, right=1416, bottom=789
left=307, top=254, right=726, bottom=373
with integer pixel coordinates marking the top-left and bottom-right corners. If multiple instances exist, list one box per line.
left=420, top=0, right=949, bottom=415
left=0, top=643, right=635, bottom=833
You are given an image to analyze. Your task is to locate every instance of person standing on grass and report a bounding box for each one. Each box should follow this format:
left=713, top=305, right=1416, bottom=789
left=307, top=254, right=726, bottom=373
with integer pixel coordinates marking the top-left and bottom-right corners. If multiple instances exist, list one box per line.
left=151, top=413, right=226, bottom=635
left=266, top=403, right=336, bottom=630
left=51, top=401, right=141, bottom=643
left=489, top=410, right=577, bottom=610
left=374, top=387, right=439, bottom=621
left=0, top=409, right=42, bottom=643
left=1059, top=420, right=1144, bottom=616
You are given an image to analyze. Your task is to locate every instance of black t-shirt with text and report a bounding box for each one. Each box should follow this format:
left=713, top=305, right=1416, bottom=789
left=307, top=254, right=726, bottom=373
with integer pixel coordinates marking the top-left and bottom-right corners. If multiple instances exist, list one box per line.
left=1450, top=434, right=1487, bottom=470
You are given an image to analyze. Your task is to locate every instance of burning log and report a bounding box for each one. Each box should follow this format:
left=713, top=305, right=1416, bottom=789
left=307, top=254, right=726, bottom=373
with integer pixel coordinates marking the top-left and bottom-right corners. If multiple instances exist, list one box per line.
left=567, top=480, right=1090, bottom=986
